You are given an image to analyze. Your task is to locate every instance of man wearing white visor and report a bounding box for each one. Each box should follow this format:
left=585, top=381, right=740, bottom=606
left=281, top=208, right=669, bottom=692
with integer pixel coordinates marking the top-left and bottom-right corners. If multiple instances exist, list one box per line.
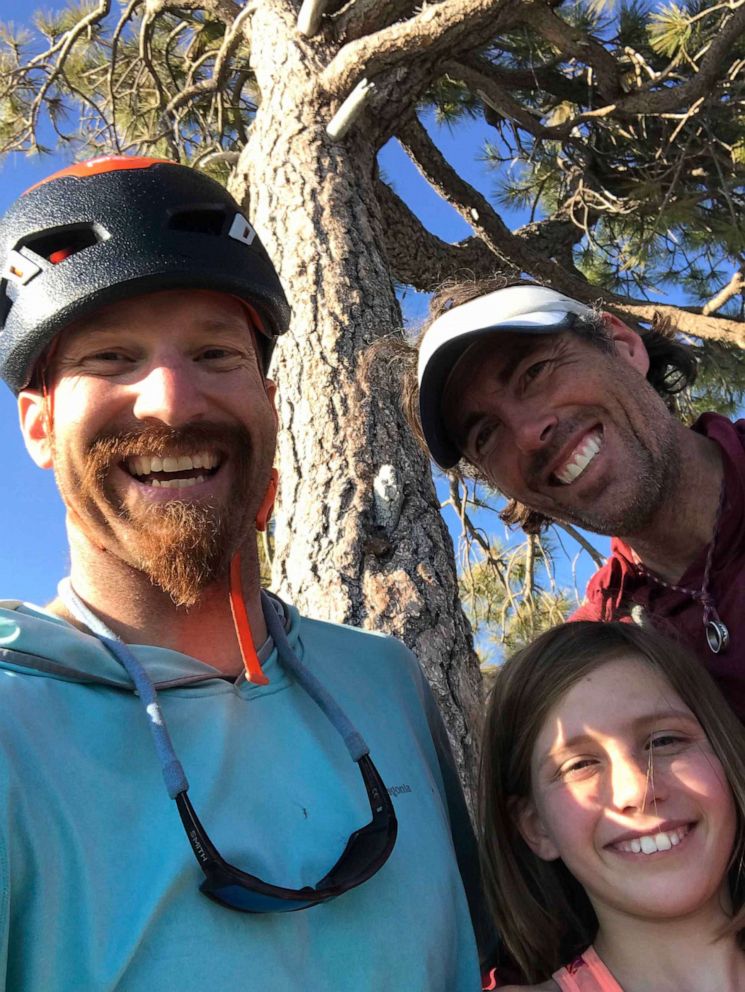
left=411, top=279, right=745, bottom=716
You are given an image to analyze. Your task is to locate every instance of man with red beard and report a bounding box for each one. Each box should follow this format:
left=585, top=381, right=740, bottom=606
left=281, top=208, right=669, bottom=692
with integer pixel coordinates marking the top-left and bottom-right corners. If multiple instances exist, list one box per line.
left=0, top=158, right=484, bottom=991
left=410, top=278, right=745, bottom=712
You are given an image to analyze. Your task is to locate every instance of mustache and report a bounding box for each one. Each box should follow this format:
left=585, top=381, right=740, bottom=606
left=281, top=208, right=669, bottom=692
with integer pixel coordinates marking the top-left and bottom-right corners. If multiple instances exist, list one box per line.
left=81, top=423, right=251, bottom=486
left=86, top=423, right=250, bottom=459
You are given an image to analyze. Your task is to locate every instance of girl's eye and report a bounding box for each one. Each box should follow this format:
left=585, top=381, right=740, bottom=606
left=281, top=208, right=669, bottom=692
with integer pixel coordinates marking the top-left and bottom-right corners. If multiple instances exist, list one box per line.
left=648, top=733, right=687, bottom=751
left=559, top=757, right=597, bottom=780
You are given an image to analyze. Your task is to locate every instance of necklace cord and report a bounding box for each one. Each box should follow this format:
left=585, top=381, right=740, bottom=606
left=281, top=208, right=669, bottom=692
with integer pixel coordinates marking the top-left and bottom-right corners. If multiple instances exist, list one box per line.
left=634, top=481, right=728, bottom=653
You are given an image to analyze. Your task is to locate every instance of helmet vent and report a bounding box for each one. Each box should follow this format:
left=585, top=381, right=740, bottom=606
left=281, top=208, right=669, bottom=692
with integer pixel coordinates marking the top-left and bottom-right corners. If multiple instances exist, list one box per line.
left=20, top=223, right=105, bottom=264
left=168, top=208, right=227, bottom=236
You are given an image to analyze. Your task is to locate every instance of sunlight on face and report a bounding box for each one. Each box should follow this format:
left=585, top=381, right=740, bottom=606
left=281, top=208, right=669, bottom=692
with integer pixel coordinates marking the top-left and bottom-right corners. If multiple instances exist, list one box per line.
left=521, top=654, right=737, bottom=924
left=34, top=290, right=277, bottom=603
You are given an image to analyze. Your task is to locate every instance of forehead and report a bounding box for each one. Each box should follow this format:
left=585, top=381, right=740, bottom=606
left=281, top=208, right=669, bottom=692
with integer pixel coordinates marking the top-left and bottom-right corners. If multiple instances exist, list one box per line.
left=58, top=289, right=254, bottom=348
left=536, top=655, right=691, bottom=753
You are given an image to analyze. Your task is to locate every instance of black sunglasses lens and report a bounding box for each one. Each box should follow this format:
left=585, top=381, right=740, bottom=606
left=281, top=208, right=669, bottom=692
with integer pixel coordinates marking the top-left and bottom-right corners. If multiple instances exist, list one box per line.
left=318, top=817, right=396, bottom=889
left=345, top=822, right=392, bottom=872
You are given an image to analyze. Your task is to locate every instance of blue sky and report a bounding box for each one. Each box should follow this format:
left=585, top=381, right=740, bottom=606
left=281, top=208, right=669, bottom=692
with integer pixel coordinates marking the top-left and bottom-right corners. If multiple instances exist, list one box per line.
left=0, top=1, right=608, bottom=607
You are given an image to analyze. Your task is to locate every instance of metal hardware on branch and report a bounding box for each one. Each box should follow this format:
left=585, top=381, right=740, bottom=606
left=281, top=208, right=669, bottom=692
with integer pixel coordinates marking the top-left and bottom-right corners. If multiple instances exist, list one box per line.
left=297, top=0, right=330, bottom=37
left=326, top=78, right=376, bottom=141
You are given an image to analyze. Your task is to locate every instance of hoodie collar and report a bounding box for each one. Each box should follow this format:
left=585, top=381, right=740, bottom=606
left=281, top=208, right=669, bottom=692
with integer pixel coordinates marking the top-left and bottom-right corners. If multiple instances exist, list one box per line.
left=0, top=594, right=296, bottom=693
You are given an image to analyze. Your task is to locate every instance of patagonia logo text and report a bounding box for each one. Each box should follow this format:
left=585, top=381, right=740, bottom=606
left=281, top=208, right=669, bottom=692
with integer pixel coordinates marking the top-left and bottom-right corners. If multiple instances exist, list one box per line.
left=388, top=784, right=412, bottom=797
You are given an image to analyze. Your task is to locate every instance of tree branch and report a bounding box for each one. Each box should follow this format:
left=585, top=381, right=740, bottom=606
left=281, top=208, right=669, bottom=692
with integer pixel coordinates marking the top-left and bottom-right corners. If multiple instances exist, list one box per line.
left=143, top=0, right=240, bottom=27
left=333, top=0, right=418, bottom=44
left=447, top=58, right=573, bottom=140
left=378, top=177, right=587, bottom=291
left=516, top=0, right=745, bottom=119
left=616, top=301, right=745, bottom=346
left=163, top=1, right=254, bottom=116
left=554, top=523, right=605, bottom=568
left=448, top=478, right=510, bottom=593
left=320, top=0, right=521, bottom=99
left=702, top=268, right=745, bottom=317
left=108, top=0, right=144, bottom=152
left=24, top=0, right=112, bottom=148
left=376, top=179, right=504, bottom=288
left=398, top=113, right=526, bottom=266
left=516, top=212, right=588, bottom=259
left=459, top=54, right=590, bottom=107
left=399, top=115, right=745, bottom=346
left=517, top=1, right=622, bottom=102
left=610, top=1, right=745, bottom=116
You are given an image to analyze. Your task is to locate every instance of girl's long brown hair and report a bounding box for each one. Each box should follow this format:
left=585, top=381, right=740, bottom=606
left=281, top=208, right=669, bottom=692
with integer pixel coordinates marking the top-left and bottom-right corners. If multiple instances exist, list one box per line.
left=478, top=621, right=745, bottom=983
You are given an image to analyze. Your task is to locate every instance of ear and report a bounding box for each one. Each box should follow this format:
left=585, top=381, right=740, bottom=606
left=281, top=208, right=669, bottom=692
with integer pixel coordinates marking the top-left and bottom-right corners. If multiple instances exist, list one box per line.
left=512, top=796, right=561, bottom=862
left=18, top=389, right=53, bottom=469
left=264, top=378, right=279, bottom=426
left=602, top=312, right=650, bottom=376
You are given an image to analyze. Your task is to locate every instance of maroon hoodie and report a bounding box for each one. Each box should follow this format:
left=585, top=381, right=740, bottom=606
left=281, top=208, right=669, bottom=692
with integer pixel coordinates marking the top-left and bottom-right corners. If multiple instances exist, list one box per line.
left=572, top=414, right=745, bottom=718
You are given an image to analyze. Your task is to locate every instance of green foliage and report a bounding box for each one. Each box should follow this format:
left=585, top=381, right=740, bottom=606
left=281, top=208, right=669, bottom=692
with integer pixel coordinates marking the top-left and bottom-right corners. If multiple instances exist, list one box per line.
left=459, top=536, right=574, bottom=662
left=0, top=1, right=256, bottom=165
left=681, top=340, right=745, bottom=422
left=452, top=490, right=584, bottom=664
left=422, top=75, right=481, bottom=126
left=647, top=1, right=695, bottom=57
left=428, top=0, right=745, bottom=350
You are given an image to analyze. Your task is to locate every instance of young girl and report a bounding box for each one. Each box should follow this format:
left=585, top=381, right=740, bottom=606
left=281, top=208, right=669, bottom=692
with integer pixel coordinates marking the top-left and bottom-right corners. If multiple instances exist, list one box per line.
left=479, top=621, right=745, bottom=992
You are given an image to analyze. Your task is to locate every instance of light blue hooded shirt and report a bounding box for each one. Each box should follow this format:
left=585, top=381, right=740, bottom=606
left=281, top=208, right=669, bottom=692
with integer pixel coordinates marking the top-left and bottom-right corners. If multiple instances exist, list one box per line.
left=0, top=596, right=481, bottom=991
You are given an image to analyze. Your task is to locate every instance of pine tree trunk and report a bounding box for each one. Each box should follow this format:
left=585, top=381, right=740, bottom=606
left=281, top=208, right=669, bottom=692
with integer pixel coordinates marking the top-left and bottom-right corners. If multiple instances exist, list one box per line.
left=229, top=3, right=483, bottom=800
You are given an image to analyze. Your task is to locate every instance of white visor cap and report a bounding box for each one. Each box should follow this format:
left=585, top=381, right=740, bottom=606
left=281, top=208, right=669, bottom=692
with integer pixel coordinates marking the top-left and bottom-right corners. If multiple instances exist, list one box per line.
left=417, top=285, right=595, bottom=469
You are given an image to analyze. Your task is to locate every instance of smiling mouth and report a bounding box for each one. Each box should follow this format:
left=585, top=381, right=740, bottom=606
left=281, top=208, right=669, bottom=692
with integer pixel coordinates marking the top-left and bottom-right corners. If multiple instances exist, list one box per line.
left=123, top=450, right=222, bottom=490
left=610, top=823, right=692, bottom=855
left=552, top=427, right=603, bottom=486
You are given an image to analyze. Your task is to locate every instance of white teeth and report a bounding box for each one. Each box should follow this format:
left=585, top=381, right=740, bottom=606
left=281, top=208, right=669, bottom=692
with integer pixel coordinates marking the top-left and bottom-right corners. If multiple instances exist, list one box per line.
left=655, top=832, right=672, bottom=852
left=125, top=451, right=218, bottom=477
left=555, top=431, right=602, bottom=485
left=615, top=825, right=689, bottom=855
left=147, top=476, right=205, bottom=490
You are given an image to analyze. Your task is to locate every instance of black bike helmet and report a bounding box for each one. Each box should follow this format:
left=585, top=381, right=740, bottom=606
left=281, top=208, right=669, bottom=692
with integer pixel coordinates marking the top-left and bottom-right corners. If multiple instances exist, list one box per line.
left=0, top=156, right=291, bottom=393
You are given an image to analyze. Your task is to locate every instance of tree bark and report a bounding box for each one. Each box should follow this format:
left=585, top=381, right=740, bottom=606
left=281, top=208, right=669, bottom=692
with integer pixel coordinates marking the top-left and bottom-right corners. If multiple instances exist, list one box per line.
left=229, top=2, right=484, bottom=801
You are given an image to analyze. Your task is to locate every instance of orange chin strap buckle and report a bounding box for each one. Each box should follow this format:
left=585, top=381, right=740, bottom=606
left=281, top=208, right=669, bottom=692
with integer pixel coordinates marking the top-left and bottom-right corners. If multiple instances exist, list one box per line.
left=228, top=552, right=269, bottom=685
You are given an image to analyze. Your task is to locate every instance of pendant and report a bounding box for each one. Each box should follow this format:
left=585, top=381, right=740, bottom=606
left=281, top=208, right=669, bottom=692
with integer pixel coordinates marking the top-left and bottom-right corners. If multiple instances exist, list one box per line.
left=705, top=619, right=730, bottom=654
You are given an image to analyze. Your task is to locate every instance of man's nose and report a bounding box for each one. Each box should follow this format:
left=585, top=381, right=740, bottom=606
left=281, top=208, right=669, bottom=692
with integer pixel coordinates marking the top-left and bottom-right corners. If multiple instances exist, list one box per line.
left=131, top=361, right=208, bottom=427
left=511, top=408, right=558, bottom=454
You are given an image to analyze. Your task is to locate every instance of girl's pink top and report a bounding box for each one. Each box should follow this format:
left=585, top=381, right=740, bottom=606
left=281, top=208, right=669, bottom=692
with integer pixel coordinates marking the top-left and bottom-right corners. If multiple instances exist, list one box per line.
left=552, top=947, right=623, bottom=992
